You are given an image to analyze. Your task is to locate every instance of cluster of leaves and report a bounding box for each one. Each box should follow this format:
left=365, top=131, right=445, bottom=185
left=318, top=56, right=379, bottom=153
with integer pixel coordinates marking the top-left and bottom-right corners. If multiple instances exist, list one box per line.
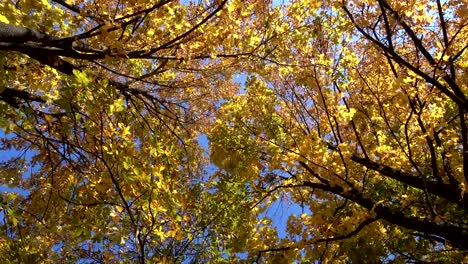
left=0, top=0, right=269, bottom=262
left=211, top=0, right=468, bottom=262
left=1, top=0, right=468, bottom=263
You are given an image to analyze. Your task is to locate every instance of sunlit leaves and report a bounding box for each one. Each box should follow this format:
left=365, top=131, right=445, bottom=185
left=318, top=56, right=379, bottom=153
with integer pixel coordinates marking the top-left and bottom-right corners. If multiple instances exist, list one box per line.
left=2, top=0, right=468, bottom=262
left=209, top=0, right=468, bottom=262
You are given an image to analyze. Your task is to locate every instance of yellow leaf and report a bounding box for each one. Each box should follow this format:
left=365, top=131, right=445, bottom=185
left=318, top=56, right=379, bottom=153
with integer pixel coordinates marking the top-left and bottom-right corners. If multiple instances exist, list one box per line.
left=41, top=0, right=51, bottom=8
left=0, top=15, right=9, bottom=23
left=115, top=206, right=124, bottom=213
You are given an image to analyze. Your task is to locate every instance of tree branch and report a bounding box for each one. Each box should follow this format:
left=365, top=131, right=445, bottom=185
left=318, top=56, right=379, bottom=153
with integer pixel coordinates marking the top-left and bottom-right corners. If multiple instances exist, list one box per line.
left=0, top=87, right=46, bottom=108
left=295, top=180, right=468, bottom=249
left=350, top=155, right=468, bottom=208
left=256, top=217, right=378, bottom=262
left=341, top=5, right=468, bottom=111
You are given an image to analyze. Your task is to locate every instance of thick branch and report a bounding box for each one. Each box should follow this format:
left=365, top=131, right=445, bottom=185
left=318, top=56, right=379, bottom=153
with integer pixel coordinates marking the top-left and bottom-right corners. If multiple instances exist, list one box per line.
left=0, top=22, right=60, bottom=43
left=0, top=87, right=45, bottom=107
left=295, top=181, right=468, bottom=249
left=351, top=155, right=468, bottom=208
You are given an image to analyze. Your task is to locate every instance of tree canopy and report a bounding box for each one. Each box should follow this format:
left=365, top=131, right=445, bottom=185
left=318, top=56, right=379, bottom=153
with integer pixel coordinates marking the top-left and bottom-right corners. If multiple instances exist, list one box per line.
left=0, top=0, right=468, bottom=263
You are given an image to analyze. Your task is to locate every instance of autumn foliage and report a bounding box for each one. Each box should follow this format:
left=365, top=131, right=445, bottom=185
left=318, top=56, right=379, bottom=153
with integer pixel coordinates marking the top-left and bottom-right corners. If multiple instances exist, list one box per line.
left=0, top=0, right=468, bottom=263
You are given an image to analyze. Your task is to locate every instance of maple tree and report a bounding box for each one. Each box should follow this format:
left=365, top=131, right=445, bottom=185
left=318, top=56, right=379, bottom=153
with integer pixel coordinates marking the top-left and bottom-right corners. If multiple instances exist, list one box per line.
left=210, top=0, right=468, bottom=262
left=1, top=0, right=468, bottom=263
left=0, top=0, right=268, bottom=262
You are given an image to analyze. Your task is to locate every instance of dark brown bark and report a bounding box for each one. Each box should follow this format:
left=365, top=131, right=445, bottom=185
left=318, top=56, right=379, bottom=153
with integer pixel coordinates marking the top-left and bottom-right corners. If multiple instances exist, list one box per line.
left=297, top=181, right=468, bottom=249
left=351, top=155, right=468, bottom=209
left=0, top=87, right=45, bottom=108
left=0, top=22, right=60, bottom=43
